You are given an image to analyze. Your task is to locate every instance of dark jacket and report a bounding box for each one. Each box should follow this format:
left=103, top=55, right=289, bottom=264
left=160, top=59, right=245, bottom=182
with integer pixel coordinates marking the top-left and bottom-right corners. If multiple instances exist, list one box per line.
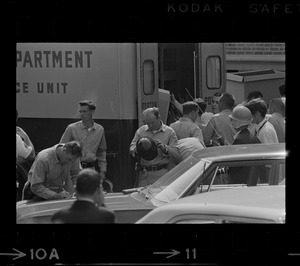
left=51, top=200, right=116, bottom=224
left=228, top=127, right=261, bottom=184
left=232, top=127, right=261, bottom=145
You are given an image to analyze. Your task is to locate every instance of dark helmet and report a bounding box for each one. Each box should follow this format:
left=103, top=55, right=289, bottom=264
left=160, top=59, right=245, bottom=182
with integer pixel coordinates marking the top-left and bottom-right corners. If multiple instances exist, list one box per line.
left=136, top=137, right=158, bottom=160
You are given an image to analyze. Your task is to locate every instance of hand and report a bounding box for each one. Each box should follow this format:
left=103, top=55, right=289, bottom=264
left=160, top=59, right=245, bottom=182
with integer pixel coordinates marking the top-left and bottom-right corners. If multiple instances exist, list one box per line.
left=170, top=93, right=175, bottom=103
left=55, top=190, right=71, bottom=199
left=130, top=147, right=138, bottom=157
left=156, top=141, right=168, bottom=154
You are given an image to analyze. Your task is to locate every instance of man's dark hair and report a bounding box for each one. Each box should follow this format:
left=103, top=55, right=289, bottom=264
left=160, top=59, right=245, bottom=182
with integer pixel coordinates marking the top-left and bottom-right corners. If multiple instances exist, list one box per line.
left=79, top=100, right=96, bottom=111
left=246, top=90, right=263, bottom=102
left=76, top=169, right=102, bottom=196
left=213, top=92, right=221, bottom=97
left=64, top=141, right=83, bottom=158
left=182, top=101, right=199, bottom=115
left=279, top=83, right=285, bottom=97
left=220, top=92, right=235, bottom=109
left=245, top=98, right=268, bottom=118
left=194, top=100, right=207, bottom=115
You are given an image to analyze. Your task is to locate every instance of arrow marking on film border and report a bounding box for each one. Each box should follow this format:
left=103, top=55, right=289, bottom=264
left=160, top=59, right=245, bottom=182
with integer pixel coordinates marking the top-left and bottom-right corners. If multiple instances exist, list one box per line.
left=153, top=249, right=180, bottom=259
left=0, top=248, right=26, bottom=260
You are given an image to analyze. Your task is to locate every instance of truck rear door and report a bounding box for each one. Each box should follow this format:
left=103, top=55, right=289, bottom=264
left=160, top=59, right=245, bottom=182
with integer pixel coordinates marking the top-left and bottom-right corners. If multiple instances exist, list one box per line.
left=136, top=43, right=159, bottom=127
left=197, top=43, right=226, bottom=112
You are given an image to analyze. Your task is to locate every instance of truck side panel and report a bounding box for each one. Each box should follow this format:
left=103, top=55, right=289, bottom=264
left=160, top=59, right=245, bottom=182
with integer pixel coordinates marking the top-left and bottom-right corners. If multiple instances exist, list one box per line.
left=16, top=43, right=142, bottom=191
left=17, top=43, right=138, bottom=120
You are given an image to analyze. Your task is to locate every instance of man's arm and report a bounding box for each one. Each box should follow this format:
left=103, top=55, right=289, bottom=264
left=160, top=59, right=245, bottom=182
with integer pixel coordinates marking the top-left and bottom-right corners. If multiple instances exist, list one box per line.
left=157, top=129, right=179, bottom=158
left=191, top=125, right=206, bottom=147
left=16, top=127, right=35, bottom=158
left=29, top=161, right=70, bottom=200
left=69, top=159, right=82, bottom=186
left=129, top=129, right=142, bottom=157
left=60, top=125, right=73, bottom=143
left=16, top=134, right=33, bottom=159
left=203, top=118, right=215, bottom=147
left=64, top=176, right=75, bottom=196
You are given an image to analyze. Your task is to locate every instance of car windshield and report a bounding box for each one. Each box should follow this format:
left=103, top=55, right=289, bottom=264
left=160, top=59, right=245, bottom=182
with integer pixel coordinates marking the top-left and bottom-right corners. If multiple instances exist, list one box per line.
left=139, top=154, right=211, bottom=207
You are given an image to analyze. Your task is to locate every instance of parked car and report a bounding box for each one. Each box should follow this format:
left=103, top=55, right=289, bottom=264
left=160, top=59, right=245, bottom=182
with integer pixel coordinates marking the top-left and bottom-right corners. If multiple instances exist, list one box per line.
left=136, top=185, right=285, bottom=224
left=17, top=143, right=286, bottom=223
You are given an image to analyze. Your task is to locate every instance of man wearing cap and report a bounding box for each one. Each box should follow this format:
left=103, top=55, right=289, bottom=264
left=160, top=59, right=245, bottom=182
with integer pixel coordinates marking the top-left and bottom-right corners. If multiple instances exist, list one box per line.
left=129, top=107, right=179, bottom=187
left=60, top=100, right=107, bottom=180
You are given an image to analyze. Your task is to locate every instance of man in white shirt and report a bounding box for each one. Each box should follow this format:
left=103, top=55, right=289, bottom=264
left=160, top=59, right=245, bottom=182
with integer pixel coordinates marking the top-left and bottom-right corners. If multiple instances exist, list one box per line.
left=16, top=134, right=33, bottom=159
left=175, top=137, right=205, bottom=163
left=245, top=98, right=278, bottom=144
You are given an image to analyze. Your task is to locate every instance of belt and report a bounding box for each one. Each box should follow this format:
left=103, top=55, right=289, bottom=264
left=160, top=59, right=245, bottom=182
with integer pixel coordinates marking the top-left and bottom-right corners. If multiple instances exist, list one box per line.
left=81, top=161, right=97, bottom=168
left=139, top=163, right=168, bottom=172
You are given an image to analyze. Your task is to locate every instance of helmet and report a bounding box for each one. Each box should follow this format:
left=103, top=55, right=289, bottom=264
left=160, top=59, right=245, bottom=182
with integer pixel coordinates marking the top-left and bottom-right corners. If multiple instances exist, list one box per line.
left=136, top=137, right=158, bottom=161
left=229, top=105, right=253, bottom=126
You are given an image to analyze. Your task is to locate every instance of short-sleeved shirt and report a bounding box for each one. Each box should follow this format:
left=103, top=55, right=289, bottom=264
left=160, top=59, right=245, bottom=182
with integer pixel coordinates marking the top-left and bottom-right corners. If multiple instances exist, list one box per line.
left=267, top=113, right=285, bottom=143
left=27, top=144, right=81, bottom=199
left=250, top=118, right=279, bottom=144
left=170, top=117, right=204, bottom=144
left=129, top=122, right=179, bottom=167
left=176, top=137, right=205, bottom=163
left=203, top=109, right=236, bottom=146
left=60, top=121, right=107, bottom=172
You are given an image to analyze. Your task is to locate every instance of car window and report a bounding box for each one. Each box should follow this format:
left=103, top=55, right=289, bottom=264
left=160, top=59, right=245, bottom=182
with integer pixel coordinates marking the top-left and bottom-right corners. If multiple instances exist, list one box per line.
left=197, top=159, right=283, bottom=193
left=144, top=155, right=201, bottom=198
left=151, top=160, right=209, bottom=206
left=278, top=162, right=285, bottom=184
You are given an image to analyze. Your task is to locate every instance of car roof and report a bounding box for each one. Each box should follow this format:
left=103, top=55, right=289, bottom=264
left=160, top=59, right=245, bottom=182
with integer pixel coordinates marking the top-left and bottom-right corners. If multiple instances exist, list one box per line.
left=192, top=143, right=286, bottom=162
left=137, top=186, right=285, bottom=223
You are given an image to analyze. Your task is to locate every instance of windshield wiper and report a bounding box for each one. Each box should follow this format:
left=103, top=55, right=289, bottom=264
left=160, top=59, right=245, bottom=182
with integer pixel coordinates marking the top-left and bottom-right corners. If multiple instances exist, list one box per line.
left=122, top=187, right=145, bottom=194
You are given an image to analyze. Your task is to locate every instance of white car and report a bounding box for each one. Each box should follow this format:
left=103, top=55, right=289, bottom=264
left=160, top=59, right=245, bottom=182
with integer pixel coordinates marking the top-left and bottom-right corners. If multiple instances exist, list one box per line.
left=136, top=185, right=285, bottom=224
left=17, top=143, right=286, bottom=223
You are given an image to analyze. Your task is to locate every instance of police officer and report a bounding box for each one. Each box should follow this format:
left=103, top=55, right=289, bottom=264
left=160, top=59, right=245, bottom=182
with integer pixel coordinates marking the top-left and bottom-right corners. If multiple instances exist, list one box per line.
left=229, top=105, right=261, bottom=145
left=228, top=105, right=261, bottom=184
left=129, top=107, right=179, bottom=187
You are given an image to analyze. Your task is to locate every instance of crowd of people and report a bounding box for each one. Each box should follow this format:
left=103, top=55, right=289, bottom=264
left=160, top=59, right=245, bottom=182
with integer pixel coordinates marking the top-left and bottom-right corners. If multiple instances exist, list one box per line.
left=130, top=83, right=285, bottom=188
left=16, top=83, right=285, bottom=223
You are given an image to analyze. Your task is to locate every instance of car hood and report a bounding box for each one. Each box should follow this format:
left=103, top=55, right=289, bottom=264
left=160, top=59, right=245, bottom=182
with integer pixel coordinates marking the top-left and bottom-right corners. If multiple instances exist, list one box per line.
left=17, top=192, right=154, bottom=223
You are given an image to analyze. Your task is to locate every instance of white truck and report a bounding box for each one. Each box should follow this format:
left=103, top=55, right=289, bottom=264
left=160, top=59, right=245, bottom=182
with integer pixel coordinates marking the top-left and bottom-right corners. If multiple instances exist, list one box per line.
left=16, top=43, right=226, bottom=191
